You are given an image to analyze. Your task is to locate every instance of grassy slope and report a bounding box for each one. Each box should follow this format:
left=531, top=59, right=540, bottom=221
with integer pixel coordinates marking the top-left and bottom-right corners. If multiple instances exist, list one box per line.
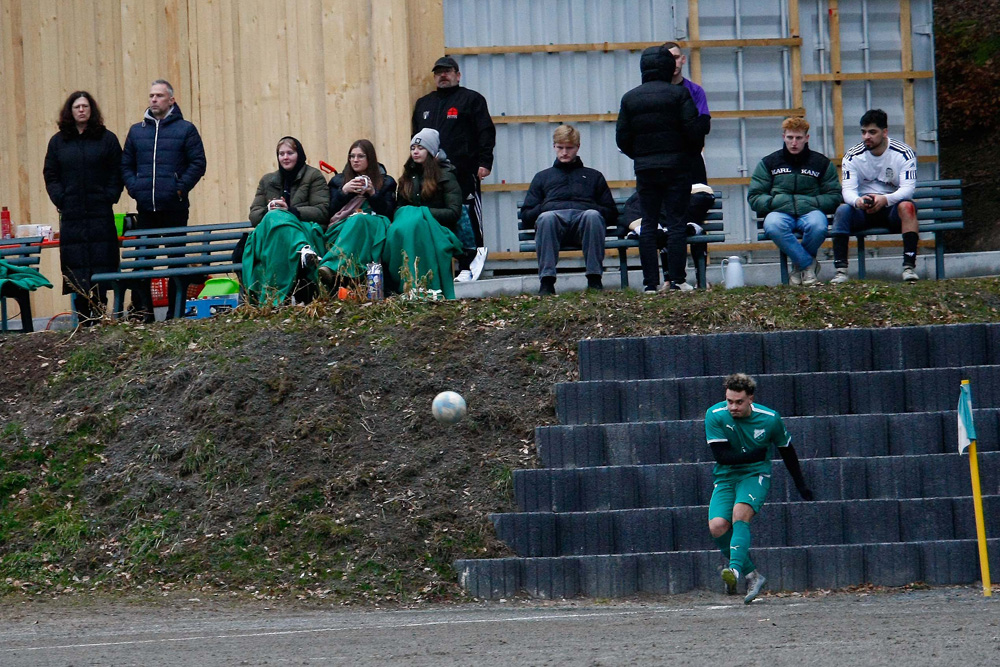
left=2, top=280, right=1000, bottom=603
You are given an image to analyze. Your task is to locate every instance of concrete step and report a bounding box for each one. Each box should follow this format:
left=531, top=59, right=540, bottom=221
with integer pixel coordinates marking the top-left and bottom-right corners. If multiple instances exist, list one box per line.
left=578, top=323, right=1000, bottom=381
left=555, top=366, right=1000, bottom=424
left=491, top=496, right=1000, bottom=557
left=536, top=409, right=1000, bottom=468
left=514, top=452, right=1000, bottom=512
left=455, top=538, right=1000, bottom=599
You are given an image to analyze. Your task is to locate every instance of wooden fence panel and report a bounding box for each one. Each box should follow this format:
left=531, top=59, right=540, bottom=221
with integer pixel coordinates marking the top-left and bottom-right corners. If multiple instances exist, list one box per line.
left=0, top=0, right=444, bottom=231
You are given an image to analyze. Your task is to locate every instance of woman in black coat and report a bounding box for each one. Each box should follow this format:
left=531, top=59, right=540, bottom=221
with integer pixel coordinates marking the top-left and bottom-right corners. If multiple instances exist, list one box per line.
left=43, top=91, right=124, bottom=325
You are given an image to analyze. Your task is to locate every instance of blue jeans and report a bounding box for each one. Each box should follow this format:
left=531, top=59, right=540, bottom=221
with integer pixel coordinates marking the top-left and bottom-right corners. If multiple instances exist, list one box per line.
left=762, top=210, right=827, bottom=271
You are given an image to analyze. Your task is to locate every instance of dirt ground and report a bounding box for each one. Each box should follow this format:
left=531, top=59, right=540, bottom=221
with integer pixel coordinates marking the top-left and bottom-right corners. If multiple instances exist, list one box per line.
left=0, top=586, right=996, bottom=666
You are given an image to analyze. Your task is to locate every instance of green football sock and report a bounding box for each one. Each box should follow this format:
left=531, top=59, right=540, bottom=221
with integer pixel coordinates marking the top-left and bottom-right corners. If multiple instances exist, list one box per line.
left=729, top=520, right=754, bottom=575
left=713, top=527, right=733, bottom=559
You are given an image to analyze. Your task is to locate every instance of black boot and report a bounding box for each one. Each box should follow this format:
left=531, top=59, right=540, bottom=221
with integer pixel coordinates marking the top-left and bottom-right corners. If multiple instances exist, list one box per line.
left=538, top=276, right=556, bottom=295
left=586, top=274, right=603, bottom=291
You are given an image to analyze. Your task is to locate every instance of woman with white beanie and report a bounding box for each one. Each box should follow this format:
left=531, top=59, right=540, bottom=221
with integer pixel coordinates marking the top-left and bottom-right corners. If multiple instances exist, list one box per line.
left=383, top=128, right=464, bottom=298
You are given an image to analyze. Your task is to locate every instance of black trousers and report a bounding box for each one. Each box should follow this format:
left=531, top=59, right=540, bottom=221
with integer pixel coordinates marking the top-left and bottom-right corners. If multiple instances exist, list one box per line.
left=131, top=209, right=189, bottom=321
left=636, top=167, right=690, bottom=290
left=454, top=170, right=484, bottom=270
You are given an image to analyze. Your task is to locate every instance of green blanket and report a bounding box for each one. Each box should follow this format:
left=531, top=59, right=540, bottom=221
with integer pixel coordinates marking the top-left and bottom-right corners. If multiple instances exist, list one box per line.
left=382, top=206, right=463, bottom=300
left=242, top=210, right=326, bottom=305
left=0, top=260, right=53, bottom=292
left=321, top=213, right=391, bottom=279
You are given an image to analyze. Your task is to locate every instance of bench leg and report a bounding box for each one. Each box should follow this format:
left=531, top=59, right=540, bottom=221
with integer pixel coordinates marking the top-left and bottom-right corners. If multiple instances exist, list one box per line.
left=171, top=277, right=188, bottom=320
left=618, top=248, right=629, bottom=289
left=108, top=282, right=127, bottom=320
left=779, top=252, right=790, bottom=285
left=935, top=232, right=946, bottom=280
left=3, top=287, right=34, bottom=333
left=856, top=236, right=866, bottom=280
left=695, top=253, right=707, bottom=289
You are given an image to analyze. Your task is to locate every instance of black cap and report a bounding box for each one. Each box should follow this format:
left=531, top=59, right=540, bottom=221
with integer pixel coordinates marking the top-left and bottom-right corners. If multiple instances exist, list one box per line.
left=432, top=56, right=459, bottom=72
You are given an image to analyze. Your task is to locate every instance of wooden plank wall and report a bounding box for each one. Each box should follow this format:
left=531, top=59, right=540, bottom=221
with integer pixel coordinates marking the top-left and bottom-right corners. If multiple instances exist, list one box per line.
left=0, top=0, right=444, bottom=230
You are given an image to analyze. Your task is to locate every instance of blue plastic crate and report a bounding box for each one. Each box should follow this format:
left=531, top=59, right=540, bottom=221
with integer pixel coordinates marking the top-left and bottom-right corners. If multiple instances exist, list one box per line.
left=184, top=295, right=239, bottom=319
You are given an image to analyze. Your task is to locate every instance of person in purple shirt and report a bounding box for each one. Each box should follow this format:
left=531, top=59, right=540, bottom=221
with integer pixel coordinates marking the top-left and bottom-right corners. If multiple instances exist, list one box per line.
left=660, top=42, right=713, bottom=285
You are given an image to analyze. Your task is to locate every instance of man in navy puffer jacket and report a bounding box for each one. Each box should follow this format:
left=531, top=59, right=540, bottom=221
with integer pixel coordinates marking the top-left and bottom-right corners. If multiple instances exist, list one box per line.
left=121, top=79, right=206, bottom=320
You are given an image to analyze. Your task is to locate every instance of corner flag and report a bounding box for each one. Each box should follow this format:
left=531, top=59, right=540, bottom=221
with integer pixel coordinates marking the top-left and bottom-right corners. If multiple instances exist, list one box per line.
left=958, top=380, right=977, bottom=454
left=958, top=379, right=991, bottom=597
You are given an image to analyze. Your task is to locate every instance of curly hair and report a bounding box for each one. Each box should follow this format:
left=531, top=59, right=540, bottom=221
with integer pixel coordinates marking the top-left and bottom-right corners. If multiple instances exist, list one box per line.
left=57, top=91, right=105, bottom=135
left=781, top=116, right=810, bottom=134
left=723, top=373, right=756, bottom=396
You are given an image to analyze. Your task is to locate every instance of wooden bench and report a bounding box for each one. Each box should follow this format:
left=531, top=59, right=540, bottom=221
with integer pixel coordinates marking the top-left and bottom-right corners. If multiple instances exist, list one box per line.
left=517, top=195, right=725, bottom=289
left=756, top=179, right=965, bottom=283
left=91, top=221, right=251, bottom=320
left=0, top=236, right=44, bottom=333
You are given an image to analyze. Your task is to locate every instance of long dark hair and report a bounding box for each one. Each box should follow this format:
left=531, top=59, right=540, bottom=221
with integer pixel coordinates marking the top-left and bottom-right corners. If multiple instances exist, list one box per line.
left=398, top=153, right=443, bottom=203
left=342, top=139, right=384, bottom=191
left=57, top=91, right=105, bottom=135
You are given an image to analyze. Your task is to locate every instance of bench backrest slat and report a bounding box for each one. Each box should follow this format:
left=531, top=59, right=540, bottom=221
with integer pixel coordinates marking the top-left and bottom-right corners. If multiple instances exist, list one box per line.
left=121, top=242, right=239, bottom=259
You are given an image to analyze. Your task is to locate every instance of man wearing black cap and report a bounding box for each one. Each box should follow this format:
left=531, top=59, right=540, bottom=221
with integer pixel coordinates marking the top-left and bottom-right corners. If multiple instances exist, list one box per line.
left=412, top=56, right=496, bottom=282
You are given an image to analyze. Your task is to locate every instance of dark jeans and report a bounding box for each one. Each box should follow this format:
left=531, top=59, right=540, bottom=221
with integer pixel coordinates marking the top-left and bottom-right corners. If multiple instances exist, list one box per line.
left=636, top=168, right=690, bottom=289
left=131, top=209, right=189, bottom=321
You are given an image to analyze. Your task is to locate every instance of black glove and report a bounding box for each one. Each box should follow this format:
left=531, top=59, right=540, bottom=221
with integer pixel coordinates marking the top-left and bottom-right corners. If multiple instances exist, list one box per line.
left=796, top=484, right=815, bottom=501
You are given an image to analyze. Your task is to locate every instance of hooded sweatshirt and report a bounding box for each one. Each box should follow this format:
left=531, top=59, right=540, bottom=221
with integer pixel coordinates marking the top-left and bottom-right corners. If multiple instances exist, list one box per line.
left=615, top=46, right=703, bottom=172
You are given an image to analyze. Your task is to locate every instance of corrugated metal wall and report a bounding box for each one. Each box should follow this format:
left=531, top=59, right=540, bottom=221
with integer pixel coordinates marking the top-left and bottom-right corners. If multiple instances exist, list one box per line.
left=443, top=0, right=938, bottom=251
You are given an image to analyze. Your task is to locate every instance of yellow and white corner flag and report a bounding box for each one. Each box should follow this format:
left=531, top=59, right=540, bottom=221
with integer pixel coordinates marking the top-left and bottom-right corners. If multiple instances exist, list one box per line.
left=958, top=379, right=992, bottom=597
left=958, top=380, right=977, bottom=453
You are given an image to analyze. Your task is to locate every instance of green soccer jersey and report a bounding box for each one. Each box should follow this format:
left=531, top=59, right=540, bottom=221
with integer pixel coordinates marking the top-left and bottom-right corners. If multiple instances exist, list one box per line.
left=704, top=401, right=791, bottom=480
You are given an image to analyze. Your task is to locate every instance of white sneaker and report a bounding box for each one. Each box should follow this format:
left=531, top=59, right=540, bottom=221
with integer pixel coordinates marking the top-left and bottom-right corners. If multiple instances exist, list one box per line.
left=673, top=281, right=695, bottom=292
left=455, top=270, right=474, bottom=282
left=469, top=247, right=488, bottom=281
left=902, top=266, right=918, bottom=282
left=788, top=267, right=802, bottom=286
left=830, top=268, right=849, bottom=284
left=800, top=260, right=821, bottom=286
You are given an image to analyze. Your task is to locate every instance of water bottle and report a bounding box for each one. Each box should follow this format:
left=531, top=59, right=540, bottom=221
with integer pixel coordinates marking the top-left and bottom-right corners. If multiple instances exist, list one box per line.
left=720, top=255, right=745, bottom=289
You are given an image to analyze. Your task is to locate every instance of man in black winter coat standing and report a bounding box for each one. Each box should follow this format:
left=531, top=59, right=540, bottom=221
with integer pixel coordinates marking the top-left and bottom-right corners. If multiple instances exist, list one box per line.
left=121, top=79, right=206, bottom=320
left=616, top=46, right=704, bottom=292
left=412, top=57, right=496, bottom=283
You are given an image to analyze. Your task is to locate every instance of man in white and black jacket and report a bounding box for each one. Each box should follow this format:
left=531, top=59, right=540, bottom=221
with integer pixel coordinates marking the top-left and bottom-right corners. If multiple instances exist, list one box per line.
left=412, top=56, right=496, bottom=282
left=830, top=109, right=919, bottom=284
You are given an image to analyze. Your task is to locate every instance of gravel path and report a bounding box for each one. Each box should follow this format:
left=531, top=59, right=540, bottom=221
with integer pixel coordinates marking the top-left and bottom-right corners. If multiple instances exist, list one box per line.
left=0, top=587, right=997, bottom=666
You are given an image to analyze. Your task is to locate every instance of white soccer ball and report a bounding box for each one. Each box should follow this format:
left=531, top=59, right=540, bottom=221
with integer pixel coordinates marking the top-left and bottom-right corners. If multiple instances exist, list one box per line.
left=432, top=391, right=467, bottom=424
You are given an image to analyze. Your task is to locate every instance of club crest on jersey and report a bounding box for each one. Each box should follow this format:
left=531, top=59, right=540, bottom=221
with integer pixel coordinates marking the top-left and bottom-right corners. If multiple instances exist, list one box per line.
left=447, top=107, right=459, bottom=119
left=754, top=428, right=766, bottom=440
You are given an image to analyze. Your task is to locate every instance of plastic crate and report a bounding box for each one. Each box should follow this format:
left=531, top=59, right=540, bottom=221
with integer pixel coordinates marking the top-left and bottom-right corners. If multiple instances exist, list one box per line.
left=150, top=278, right=169, bottom=307
left=151, top=279, right=205, bottom=308
left=184, top=295, right=239, bottom=319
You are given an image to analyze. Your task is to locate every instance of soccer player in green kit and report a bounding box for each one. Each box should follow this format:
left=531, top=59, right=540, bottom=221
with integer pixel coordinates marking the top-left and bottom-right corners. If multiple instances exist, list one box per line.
left=705, top=373, right=814, bottom=603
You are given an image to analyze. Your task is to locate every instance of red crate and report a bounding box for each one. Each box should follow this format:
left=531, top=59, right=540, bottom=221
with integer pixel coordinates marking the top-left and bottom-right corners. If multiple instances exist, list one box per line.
left=151, top=278, right=169, bottom=307
left=150, top=279, right=205, bottom=307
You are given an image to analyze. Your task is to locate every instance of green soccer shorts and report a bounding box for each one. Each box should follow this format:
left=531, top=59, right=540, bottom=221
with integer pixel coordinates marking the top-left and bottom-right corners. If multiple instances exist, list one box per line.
left=708, top=472, right=772, bottom=521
